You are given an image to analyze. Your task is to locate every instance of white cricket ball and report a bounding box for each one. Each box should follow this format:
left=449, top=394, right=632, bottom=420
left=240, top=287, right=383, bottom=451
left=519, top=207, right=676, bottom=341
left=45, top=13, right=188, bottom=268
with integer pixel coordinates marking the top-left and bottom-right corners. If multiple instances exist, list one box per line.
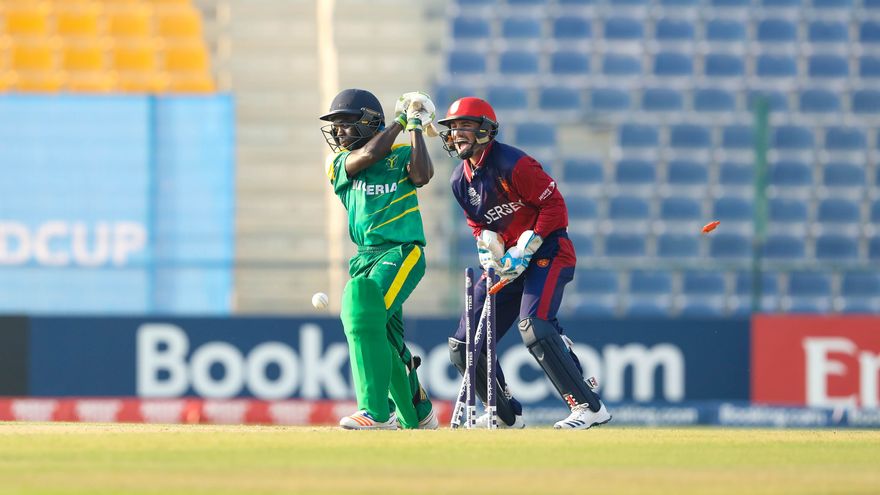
left=311, top=292, right=329, bottom=310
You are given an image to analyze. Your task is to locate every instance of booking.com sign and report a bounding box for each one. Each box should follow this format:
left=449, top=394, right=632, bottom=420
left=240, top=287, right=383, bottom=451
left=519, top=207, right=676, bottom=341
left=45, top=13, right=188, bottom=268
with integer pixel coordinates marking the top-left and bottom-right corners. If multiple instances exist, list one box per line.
left=0, top=221, right=146, bottom=266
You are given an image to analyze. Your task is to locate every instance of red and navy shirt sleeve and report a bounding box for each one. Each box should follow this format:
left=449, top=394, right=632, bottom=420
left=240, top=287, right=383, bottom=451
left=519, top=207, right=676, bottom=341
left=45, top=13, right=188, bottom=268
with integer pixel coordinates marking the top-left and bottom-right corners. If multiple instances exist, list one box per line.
left=509, top=156, right=568, bottom=239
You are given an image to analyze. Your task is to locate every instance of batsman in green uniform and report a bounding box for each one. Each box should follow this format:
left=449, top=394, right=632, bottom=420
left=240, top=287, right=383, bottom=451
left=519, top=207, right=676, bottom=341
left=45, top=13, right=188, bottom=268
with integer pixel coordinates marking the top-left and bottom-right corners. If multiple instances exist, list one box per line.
left=320, top=88, right=439, bottom=430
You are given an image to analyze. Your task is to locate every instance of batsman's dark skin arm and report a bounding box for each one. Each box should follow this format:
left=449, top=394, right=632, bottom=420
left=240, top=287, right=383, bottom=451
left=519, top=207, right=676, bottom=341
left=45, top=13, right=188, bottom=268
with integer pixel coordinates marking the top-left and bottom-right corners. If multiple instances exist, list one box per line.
left=406, top=127, right=434, bottom=187
left=343, top=121, right=434, bottom=187
left=344, top=121, right=405, bottom=177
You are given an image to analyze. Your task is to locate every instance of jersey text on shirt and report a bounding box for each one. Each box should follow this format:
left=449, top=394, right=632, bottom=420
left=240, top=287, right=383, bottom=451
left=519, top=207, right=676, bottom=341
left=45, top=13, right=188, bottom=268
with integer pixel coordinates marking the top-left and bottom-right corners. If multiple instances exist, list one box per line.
left=484, top=200, right=524, bottom=224
left=352, top=179, right=399, bottom=196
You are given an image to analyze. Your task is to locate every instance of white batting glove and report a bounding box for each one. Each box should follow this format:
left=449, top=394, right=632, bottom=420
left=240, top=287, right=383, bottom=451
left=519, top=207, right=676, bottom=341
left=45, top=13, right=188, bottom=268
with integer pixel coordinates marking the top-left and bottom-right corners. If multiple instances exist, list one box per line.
left=404, top=92, right=436, bottom=133
left=497, top=230, right=543, bottom=281
left=394, top=94, right=410, bottom=128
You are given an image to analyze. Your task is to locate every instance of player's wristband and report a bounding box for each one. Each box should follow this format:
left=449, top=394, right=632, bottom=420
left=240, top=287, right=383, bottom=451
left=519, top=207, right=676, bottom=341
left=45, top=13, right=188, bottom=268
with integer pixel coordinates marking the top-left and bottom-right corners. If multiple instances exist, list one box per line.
left=394, top=114, right=407, bottom=128
left=406, top=118, right=423, bottom=132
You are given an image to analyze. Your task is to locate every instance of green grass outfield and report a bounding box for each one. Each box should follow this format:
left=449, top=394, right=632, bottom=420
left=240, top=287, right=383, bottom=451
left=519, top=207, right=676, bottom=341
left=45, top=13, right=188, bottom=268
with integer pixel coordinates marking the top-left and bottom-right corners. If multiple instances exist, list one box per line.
left=1, top=423, right=878, bottom=495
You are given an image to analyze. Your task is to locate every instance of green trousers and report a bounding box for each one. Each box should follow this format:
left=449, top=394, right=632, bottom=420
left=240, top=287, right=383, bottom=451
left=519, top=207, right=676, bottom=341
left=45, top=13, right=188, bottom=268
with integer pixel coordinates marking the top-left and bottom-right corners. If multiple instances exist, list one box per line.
left=341, top=242, right=433, bottom=428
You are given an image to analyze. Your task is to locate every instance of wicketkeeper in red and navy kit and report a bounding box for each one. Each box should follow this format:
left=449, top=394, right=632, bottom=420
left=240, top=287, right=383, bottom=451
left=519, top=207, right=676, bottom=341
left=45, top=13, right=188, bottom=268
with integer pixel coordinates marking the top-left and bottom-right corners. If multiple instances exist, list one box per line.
left=438, top=97, right=612, bottom=430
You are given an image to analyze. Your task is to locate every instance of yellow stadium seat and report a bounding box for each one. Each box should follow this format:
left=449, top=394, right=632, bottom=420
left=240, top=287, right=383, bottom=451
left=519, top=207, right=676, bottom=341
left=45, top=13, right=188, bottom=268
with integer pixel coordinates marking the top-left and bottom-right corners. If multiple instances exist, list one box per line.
left=13, top=71, right=65, bottom=92
left=155, top=5, right=202, bottom=39
left=61, top=41, right=107, bottom=71
left=64, top=71, right=116, bottom=92
left=3, top=3, right=51, bottom=36
left=11, top=41, right=58, bottom=71
left=54, top=3, right=103, bottom=38
left=162, top=42, right=208, bottom=72
left=166, top=72, right=214, bottom=93
left=112, top=40, right=157, bottom=71
left=0, top=71, right=16, bottom=92
left=106, top=4, right=152, bottom=38
left=115, top=70, right=168, bottom=93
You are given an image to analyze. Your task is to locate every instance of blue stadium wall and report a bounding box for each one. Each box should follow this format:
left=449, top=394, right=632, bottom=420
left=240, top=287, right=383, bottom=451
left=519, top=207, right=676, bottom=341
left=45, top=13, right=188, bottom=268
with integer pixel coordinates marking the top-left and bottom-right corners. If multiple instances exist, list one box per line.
left=0, top=96, right=235, bottom=314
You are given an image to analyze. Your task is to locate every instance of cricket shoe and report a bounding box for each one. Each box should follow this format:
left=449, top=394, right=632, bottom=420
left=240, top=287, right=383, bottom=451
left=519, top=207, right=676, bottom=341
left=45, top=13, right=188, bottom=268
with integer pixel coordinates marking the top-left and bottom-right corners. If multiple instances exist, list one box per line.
left=417, top=408, right=439, bottom=430
left=339, top=410, right=398, bottom=430
left=553, top=402, right=612, bottom=430
left=475, top=411, right=525, bottom=429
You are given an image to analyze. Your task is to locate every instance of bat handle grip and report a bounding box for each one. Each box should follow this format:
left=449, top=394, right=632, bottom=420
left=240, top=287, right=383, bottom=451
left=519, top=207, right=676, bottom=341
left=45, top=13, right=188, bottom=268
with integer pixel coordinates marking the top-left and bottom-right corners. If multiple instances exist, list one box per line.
left=487, top=279, right=508, bottom=295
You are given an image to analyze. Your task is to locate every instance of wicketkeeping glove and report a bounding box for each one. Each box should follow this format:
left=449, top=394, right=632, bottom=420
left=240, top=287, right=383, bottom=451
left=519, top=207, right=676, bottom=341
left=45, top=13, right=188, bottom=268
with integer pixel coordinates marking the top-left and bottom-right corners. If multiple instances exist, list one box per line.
left=476, top=230, right=504, bottom=271
left=496, top=230, right=543, bottom=281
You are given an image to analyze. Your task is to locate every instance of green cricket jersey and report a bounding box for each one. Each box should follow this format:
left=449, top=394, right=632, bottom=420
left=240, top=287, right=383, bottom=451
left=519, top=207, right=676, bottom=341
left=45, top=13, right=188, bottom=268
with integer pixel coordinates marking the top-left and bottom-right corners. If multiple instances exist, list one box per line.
left=326, top=144, right=426, bottom=247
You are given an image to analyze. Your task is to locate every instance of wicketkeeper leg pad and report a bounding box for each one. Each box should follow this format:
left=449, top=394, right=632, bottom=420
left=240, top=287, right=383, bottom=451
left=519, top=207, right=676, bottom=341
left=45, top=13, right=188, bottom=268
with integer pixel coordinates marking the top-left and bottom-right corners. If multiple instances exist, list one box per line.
left=518, top=318, right=601, bottom=412
left=341, top=277, right=392, bottom=422
left=449, top=337, right=519, bottom=426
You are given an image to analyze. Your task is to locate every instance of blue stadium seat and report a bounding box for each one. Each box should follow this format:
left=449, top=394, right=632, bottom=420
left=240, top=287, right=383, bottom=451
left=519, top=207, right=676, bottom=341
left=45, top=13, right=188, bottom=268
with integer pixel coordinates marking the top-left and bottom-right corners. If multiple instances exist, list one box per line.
left=866, top=0, right=880, bottom=8
left=604, top=17, right=644, bottom=40
left=624, top=299, right=672, bottom=317
left=683, top=271, right=727, bottom=295
left=670, top=124, right=711, bottom=149
left=815, top=233, right=859, bottom=261
left=539, top=86, right=583, bottom=111
left=630, top=270, right=673, bottom=294
left=433, top=83, right=476, bottom=110
left=693, top=88, right=736, bottom=112
left=571, top=300, right=618, bottom=317
left=563, top=158, right=604, bottom=185
left=667, top=159, right=709, bottom=188
left=502, top=17, right=542, bottom=42
left=656, top=233, right=701, bottom=258
left=591, top=87, right=631, bottom=112
left=558, top=0, right=597, bottom=5
left=508, top=0, right=547, bottom=4
left=576, top=269, right=619, bottom=294
left=660, top=197, right=702, bottom=221
left=655, top=18, right=695, bottom=42
left=713, top=196, right=753, bottom=222
left=859, top=55, right=880, bottom=78
left=619, top=123, right=659, bottom=148
left=705, top=19, right=747, bottom=42
left=710, top=0, right=752, bottom=7
left=499, top=51, right=540, bottom=75
left=567, top=195, right=599, bottom=220
left=822, top=162, right=865, bottom=190
left=811, top=0, right=852, bottom=7
left=841, top=271, right=880, bottom=314
left=773, top=125, right=814, bottom=150
left=808, top=20, right=848, bottom=44
left=551, top=51, right=590, bottom=76
left=568, top=232, right=595, bottom=256
left=763, top=234, right=806, bottom=259
left=787, top=298, right=832, bottom=313
left=825, top=127, right=867, bottom=151
left=448, top=51, right=487, bottom=75
left=602, top=53, right=642, bottom=76
left=679, top=298, right=727, bottom=317
left=872, top=199, right=880, bottom=223
left=808, top=54, right=849, bottom=79
left=605, top=232, right=647, bottom=257
left=452, top=17, right=491, bottom=40
left=748, top=90, right=789, bottom=112
left=721, top=125, right=754, bottom=150
left=642, top=87, right=684, bottom=111
left=769, top=197, right=808, bottom=224
left=515, top=123, right=556, bottom=147
left=799, top=89, right=841, bottom=113
left=704, top=53, right=746, bottom=78
left=859, top=21, right=880, bottom=43
left=788, top=271, right=832, bottom=298
left=719, top=161, right=754, bottom=187
left=756, top=54, right=798, bottom=78
left=852, top=89, right=880, bottom=115
left=842, top=272, right=880, bottom=297
left=816, top=197, right=861, bottom=226
left=653, top=52, right=693, bottom=77
left=756, top=18, right=798, bottom=44
left=614, top=158, right=656, bottom=187
left=710, top=232, right=752, bottom=258
left=553, top=17, right=592, bottom=40
left=456, top=0, right=498, bottom=7
left=486, top=85, right=529, bottom=111
left=871, top=237, right=880, bottom=260
left=608, top=195, right=651, bottom=220
left=761, top=0, right=802, bottom=7
left=660, top=0, right=700, bottom=5
left=736, top=271, right=779, bottom=296
left=770, top=159, right=813, bottom=188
